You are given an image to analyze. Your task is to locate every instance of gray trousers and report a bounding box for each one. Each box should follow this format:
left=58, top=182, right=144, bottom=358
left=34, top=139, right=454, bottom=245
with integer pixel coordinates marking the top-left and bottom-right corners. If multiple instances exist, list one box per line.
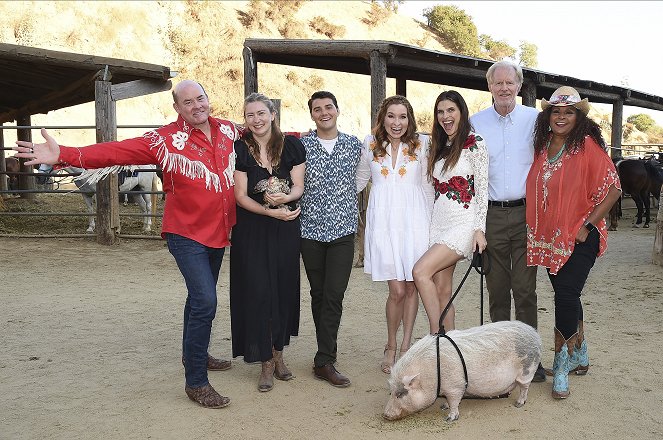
left=485, top=205, right=538, bottom=329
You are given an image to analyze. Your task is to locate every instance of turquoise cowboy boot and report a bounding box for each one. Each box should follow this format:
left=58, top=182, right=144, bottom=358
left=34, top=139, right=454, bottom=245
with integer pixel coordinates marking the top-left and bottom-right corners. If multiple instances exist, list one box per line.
left=569, top=320, right=589, bottom=375
left=552, top=328, right=578, bottom=399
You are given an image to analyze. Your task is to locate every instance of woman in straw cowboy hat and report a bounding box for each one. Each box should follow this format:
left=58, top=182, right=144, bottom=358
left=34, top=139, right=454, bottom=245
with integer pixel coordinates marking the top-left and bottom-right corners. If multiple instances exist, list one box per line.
left=526, top=86, right=621, bottom=399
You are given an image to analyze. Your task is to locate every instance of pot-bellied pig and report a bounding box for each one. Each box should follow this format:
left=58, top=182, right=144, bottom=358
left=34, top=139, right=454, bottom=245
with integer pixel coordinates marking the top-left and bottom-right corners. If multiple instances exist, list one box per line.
left=383, top=320, right=541, bottom=422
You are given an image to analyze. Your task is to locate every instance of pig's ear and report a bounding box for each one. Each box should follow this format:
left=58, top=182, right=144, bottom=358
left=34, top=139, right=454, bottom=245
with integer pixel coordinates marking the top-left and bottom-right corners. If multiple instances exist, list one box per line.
left=402, top=373, right=420, bottom=390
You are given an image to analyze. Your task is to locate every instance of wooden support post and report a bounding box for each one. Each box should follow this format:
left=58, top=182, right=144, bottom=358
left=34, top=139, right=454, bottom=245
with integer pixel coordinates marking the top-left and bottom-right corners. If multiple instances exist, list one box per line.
left=272, top=99, right=281, bottom=126
left=608, top=99, right=625, bottom=230
left=243, top=46, right=258, bottom=96
left=654, top=185, right=663, bottom=265
left=370, top=50, right=387, bottom=127
left=95, top=79, right=119, bottom=245
left=521, top=81, right=536, bottom=108
left=357, top=51, right=388, bottom=266
left=611, top=99, right=624, bottom=159
left=17, top=115, right=35, bottom=200
left=0, top=124, right=6, bottom=194
left=396, top=77, right=407, bottom=97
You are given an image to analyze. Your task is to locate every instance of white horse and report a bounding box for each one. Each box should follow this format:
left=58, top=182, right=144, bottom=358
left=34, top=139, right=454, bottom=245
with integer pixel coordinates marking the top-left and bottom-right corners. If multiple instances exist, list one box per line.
left=39, top=164, right=157, bottom=233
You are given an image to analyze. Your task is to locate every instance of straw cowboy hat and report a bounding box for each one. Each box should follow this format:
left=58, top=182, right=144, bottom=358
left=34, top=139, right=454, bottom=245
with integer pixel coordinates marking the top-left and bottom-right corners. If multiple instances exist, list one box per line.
left=541, top=86, right=590, bottom=115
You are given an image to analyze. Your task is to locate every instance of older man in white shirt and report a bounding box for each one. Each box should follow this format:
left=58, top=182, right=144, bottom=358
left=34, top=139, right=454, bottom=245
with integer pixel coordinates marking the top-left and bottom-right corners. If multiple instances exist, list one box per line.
left=471, top=59, right=545, bottom=382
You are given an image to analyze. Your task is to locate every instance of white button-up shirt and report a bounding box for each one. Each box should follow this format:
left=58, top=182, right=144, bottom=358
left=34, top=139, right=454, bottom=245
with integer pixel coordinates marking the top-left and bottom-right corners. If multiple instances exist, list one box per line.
left=470, top=104, right=538, bottom=202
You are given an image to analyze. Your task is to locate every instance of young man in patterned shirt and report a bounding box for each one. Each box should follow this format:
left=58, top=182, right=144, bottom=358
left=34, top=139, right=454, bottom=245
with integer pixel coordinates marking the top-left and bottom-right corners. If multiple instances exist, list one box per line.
left=299, top=91, right=362, bottom=387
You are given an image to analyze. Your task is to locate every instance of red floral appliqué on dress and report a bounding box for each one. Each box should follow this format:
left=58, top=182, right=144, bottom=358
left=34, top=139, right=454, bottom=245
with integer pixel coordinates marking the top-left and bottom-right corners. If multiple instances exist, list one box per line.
left=431, top=136, right=478, bottom=208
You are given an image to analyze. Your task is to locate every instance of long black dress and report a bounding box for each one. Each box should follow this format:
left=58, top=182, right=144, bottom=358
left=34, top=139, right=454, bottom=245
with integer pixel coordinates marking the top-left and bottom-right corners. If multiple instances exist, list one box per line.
left=230, top=135, right=305, bottom=363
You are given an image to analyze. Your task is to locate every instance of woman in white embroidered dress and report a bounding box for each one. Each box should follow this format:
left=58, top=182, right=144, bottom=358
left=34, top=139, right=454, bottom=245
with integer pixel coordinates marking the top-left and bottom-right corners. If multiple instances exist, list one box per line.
left=357, top=95, right=435, bottom=374
left=412, top=90, right=489, bottom=334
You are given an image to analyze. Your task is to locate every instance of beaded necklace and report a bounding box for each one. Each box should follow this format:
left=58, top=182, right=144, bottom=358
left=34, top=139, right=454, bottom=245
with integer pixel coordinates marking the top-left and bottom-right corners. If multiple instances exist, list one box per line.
left=540, top=139, right=566, bottom=212
left=547, top=141, right=566, bottom=163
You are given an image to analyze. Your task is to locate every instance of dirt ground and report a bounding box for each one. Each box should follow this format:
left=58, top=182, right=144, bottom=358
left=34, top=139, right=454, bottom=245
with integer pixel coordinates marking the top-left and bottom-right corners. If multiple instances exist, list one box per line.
left=1, top=210, right=662, bottom=439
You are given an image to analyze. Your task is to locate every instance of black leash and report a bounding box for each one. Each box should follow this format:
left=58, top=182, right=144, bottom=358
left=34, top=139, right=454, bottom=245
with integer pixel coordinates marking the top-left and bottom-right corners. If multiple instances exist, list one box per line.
left=435, top=248, right=491, bottom=398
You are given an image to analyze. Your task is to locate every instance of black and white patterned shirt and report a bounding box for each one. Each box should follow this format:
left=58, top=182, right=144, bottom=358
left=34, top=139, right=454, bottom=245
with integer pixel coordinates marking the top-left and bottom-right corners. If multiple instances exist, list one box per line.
left=300, top=131, right=362, bottom=242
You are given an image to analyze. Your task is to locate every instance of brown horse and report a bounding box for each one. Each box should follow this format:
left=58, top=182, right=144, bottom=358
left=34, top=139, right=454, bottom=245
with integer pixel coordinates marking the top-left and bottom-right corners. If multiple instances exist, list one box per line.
left=610, top=158, right=663, bottom=229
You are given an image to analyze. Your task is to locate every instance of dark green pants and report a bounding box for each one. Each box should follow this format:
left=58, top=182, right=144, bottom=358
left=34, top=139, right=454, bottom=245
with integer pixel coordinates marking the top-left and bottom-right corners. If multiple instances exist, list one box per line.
left=301, top=234, right=355, bottom=367
left=485, top=205, right=538, bottom=329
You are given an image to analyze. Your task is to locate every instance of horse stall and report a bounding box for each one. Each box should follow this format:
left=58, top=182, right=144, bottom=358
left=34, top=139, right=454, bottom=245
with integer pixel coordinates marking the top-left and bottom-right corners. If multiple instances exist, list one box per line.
left=0, top=43, right=172, bottom=242
left=0, top=141, right=165, bottom=239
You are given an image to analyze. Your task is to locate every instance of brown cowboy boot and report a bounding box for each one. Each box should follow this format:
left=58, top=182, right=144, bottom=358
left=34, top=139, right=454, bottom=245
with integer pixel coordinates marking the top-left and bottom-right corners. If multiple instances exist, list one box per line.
left=272, top=348, right=294, bottom=381
left=258, top=359, right=275, bottom=392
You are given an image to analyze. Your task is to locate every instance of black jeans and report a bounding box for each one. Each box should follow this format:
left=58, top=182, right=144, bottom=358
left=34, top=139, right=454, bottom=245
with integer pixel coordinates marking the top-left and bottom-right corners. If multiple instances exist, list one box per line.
left=547, top=229, right=600, bottom=340
left=301, top=234, right=355, bottom=367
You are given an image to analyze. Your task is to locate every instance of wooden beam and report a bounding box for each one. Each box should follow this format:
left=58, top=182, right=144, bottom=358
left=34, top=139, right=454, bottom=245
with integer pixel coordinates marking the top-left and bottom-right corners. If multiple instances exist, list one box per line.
left=521, top=80, right=537, bottom=108
left=370, top=50, right=387, bottom=127
left=243, top=46, right=258, bottom=96
left=272, top=99, right=281, bottom=126
left=611, top=99, right=624, bottom=159
left=111, top=79, right=172, bottom=101
left=396, top=77, right=406, bottom=97
left=94, top=79, right=119, bottom=245
left=0, top=43, right=170, bottom=79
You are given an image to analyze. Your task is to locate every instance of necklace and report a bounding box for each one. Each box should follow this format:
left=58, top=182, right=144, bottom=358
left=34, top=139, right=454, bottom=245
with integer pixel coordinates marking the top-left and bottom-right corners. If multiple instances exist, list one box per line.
left=547, top=141, right=566, bottom=163
left=541, top=140, right=566, bottom=212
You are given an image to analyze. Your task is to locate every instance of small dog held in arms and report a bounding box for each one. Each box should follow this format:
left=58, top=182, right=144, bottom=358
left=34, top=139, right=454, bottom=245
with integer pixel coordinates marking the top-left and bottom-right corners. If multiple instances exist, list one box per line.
left=253, top=176, right=296, bottom=210
left=383, top=320, right=541, bottom=422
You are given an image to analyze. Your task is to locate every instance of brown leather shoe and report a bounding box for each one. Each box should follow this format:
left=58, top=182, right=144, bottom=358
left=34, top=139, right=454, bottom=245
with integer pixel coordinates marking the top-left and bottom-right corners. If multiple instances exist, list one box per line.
left=184, top=384, right=231, bottom=409
left=207, top=355, right=232, bottom=371
left=313, top=363, right=351, bottom=388
left=182, top=355, right=232, bottom=371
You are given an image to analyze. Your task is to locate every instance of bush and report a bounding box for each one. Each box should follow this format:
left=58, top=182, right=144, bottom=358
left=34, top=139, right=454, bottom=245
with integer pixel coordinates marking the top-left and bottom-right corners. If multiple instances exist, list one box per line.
left=279, top=18, right=308, bottom=39
left=423, top=5, right=480, bottom=56
left=309, top=16, right=346, bottom=39
left=627, top=113, right=656, bottom=133
left=363, top=2, right=390, bottom=28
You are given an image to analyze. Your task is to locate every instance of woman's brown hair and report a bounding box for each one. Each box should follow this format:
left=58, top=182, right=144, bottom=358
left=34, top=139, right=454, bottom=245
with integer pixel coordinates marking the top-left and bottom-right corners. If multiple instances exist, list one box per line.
left=427, top=90, right=473, bottom=179
left=532, top=107, right=606, bottom=155
left=371, top=95, right=420, bottom=159
left=242, top=92, right=285, bottom=170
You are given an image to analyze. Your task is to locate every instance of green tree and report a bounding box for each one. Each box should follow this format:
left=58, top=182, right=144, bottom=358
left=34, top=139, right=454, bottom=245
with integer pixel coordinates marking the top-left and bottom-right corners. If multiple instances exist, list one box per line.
left=423, top=5, right=481, bottom=56
left=627, top=113, right=656, bottom=133
left=479, top=34, right=516, bottom=60
left=519, top=41, right=538, bottom=67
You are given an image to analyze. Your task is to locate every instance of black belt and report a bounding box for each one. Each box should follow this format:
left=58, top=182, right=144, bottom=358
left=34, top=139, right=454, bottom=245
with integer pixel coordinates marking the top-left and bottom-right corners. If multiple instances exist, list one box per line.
left=488, top=198, right=526, bottom=208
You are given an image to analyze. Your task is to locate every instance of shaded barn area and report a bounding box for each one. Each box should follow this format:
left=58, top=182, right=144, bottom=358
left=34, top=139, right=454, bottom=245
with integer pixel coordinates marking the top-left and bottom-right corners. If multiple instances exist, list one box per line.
left=0, top=43, right=173, bottom=244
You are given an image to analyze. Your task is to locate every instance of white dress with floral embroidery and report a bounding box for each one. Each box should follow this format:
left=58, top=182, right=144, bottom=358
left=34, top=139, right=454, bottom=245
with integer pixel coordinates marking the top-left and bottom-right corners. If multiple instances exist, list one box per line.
left=429, top=132, right=489, bottom=259
left=356, top=135, right=435, bottom=281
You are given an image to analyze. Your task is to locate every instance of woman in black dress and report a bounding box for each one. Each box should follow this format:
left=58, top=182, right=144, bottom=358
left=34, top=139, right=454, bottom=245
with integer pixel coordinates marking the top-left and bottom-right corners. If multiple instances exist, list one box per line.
left=231, top=92, right=305, bottom=392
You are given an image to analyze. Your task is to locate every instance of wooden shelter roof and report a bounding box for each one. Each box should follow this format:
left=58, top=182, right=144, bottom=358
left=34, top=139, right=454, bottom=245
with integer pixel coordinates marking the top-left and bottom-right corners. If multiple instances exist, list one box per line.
left=244, top=39, right=663, bottom=112
left=0, top=43, right=173, bottom=124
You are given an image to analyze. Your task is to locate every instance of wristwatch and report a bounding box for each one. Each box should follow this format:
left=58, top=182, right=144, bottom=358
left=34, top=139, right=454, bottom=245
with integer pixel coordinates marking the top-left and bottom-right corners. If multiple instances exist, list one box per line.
left=583, top=221, right=597, bottom=233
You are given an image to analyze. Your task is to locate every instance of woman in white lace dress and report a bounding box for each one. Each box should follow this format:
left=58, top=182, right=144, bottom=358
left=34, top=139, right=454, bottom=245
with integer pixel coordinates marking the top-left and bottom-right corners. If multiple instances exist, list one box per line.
left=412, top=90, right=489, bottom=334
left=357, top=96, right=435, bottom=374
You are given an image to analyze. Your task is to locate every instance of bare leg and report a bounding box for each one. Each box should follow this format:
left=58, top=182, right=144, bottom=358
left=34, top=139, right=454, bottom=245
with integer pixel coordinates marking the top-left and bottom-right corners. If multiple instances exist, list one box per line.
left=434, top=265, right=457, bottom=331
left=413, top=244, right=463, bottom=334
left=400, top=281, right=418, bottom=355
left=383, top=280, right=407, bottom=372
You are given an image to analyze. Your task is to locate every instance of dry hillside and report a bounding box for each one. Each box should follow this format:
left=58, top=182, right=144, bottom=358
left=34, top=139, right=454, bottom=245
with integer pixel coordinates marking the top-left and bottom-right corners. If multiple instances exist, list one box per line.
left=1, top=0, right=623, bottom=146
left=0, top=0, right=498, bottom=145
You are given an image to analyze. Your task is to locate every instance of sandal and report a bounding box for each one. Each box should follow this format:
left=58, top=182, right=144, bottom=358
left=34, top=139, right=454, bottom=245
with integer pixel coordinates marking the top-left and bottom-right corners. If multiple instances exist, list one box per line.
left=381, top=345, right=397, bottom=374
left=399, top=345, right=410, bottom=360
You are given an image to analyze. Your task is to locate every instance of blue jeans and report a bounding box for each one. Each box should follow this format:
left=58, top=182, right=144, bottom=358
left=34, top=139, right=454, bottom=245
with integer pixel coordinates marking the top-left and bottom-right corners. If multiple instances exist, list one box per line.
left=166, top=233, right=225, bottom=388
